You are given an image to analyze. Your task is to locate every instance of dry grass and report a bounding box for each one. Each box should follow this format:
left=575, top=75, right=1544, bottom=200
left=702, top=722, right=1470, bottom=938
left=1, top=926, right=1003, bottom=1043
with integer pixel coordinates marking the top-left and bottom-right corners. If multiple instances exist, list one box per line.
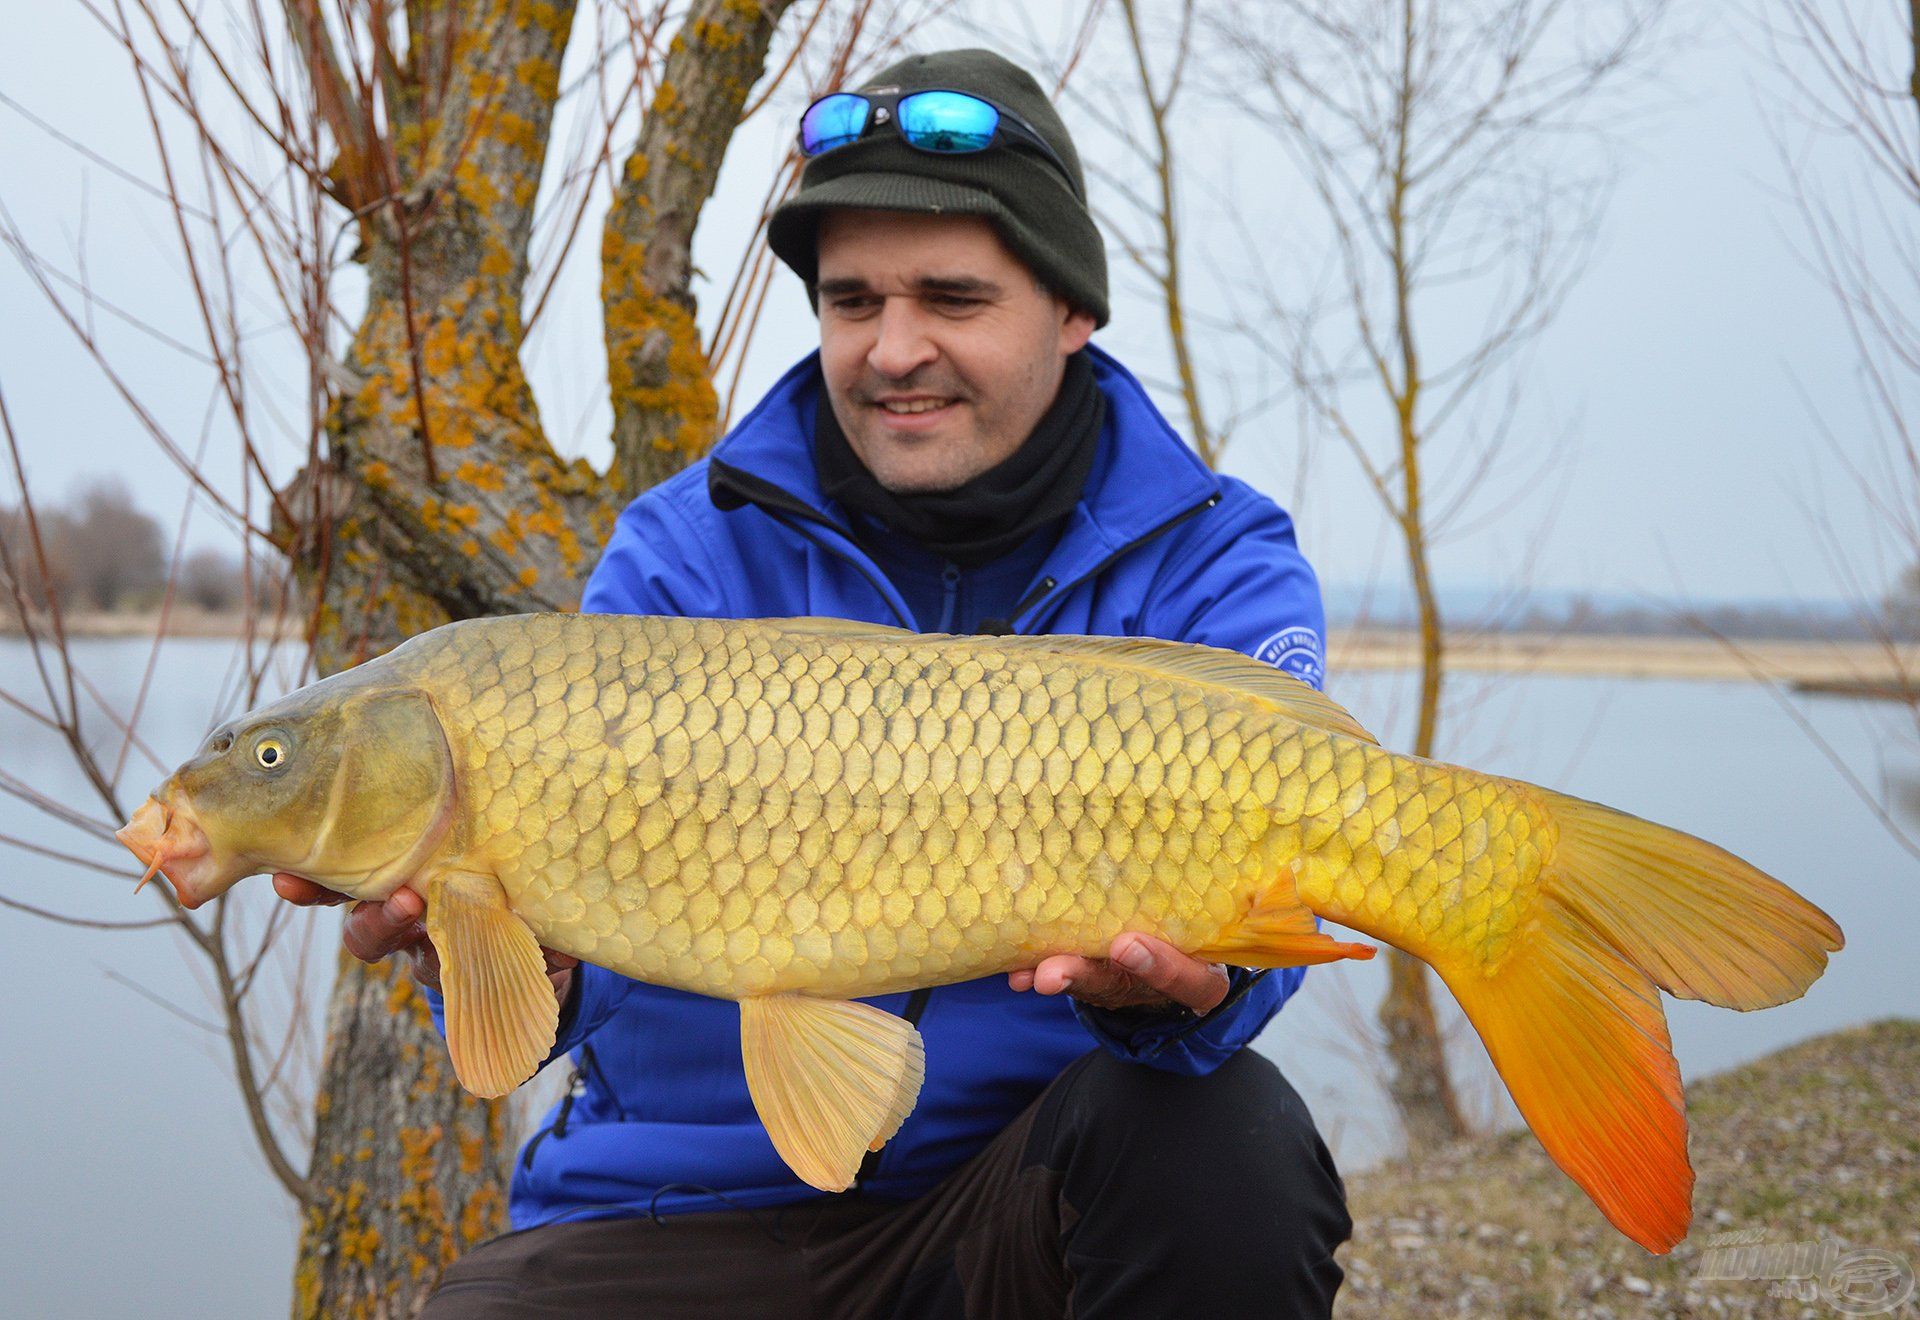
left=1337, top=1020, right=1920, bottom=1317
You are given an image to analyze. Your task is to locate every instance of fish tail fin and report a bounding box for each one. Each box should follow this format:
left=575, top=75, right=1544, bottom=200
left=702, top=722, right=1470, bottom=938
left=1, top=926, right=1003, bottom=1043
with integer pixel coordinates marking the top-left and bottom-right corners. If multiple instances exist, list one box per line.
left=1430, top=792, right=1843, bottom=1255
left=1437, top=898, right=1691, bottom=1253
left=1538, top=792, right=1844, bottom=1010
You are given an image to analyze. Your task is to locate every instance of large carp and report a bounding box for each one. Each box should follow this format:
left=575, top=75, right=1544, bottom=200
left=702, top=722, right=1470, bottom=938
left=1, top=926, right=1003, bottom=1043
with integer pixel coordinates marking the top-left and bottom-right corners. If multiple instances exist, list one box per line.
left=116, top=613, right=1841, bottom=1252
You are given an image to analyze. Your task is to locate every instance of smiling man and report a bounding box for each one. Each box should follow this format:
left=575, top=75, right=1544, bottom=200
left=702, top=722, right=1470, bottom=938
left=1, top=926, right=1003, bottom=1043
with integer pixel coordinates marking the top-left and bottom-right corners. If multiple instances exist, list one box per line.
left=287, top=47, right=1350, bottom=1317
left=812, top=209, right=1090, bottom=497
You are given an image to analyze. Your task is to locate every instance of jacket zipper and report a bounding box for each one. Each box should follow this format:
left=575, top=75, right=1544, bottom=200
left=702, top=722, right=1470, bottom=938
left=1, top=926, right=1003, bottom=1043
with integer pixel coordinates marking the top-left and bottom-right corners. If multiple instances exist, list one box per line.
left=519, top=1043, right=603, bottom=1171
left=937, top=563, right=961, bottom=633
left=1007, top=492, right=1221, bottom=633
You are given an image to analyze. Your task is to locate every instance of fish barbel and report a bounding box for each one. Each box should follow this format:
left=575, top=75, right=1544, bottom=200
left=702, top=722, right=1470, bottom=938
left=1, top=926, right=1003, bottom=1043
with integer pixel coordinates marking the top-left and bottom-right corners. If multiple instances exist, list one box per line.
left=116, top=613, right=1841, bottom=1252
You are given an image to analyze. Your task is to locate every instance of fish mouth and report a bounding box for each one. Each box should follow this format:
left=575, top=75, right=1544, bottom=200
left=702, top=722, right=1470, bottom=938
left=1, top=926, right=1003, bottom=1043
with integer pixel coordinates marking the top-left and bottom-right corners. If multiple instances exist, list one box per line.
left=116, top=792, right=217, bottom=909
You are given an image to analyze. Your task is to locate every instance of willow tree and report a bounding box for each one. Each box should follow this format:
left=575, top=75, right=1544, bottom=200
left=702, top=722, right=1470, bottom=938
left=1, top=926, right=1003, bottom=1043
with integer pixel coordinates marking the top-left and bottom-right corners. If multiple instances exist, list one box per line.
left=270, top=3, right=817, bottom=1309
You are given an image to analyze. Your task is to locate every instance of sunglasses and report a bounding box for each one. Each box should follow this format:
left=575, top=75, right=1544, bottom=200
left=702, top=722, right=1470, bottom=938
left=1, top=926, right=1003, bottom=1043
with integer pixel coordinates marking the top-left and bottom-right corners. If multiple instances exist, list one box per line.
left=797, top=88, right=1076, bottom=192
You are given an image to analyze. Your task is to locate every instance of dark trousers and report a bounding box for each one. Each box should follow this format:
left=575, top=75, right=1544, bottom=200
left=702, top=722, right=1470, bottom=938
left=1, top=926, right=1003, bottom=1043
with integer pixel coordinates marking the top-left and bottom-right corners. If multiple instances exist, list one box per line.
left=422, top=1049, right=1351, bottom=1318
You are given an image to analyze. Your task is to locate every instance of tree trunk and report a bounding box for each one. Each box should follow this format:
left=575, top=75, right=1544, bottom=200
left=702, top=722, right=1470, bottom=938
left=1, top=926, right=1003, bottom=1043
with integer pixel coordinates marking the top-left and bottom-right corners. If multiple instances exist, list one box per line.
left=1376, top=161, right=1471, bottom=1147
left=1377, top=509, right=1471, bottom=1150
left=605, top=0, right=794, bottom=493
left=275, top=1, right=794, bottom=1311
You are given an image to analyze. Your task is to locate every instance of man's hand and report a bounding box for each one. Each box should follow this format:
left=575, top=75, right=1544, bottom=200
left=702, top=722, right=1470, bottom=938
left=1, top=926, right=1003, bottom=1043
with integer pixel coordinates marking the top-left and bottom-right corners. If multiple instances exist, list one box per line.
left=1007, top=932, right=1230, bottom=1015
left=271, top=874, right=579, bottom=1005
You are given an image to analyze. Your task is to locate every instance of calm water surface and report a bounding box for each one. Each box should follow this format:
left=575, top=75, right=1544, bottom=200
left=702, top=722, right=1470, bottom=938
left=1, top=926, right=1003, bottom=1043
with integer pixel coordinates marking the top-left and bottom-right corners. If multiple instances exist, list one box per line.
left=3, top=637, right=1913, bottom=1317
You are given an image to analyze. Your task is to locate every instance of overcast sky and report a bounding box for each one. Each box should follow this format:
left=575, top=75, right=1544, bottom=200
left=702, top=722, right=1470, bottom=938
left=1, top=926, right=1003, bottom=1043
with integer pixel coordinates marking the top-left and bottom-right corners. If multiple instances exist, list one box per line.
left=0, top=2, right=1905, bottom=610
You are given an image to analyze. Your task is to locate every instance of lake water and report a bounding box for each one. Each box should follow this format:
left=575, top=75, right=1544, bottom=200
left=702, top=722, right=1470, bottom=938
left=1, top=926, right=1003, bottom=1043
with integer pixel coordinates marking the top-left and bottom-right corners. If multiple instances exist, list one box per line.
left=3, top=637, right=1914, bottom=1317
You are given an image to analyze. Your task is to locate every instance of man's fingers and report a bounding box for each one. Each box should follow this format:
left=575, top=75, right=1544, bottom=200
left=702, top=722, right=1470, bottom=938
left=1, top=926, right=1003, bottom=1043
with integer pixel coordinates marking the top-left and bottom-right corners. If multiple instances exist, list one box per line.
left=1031, top=954, right=1123, bottom=1000
left=406, top=939, right=442, bottom=993
left=1111, top=933, right=1229, bottom=1014
left=341, top=886, right=428, bottom=964
left=272, top=873, right=349, bottom=907
left=1006, top=938, right=1232, bottom=1013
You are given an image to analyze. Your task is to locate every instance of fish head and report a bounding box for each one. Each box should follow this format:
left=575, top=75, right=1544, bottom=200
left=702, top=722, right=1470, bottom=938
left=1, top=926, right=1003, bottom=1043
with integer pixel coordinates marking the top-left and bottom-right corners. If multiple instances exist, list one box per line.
left=117, top=682, right=456, bottom=909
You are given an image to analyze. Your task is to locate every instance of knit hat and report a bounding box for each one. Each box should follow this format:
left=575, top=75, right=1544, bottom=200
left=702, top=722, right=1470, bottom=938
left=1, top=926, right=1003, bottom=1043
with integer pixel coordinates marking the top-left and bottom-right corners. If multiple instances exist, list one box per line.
left=768, top=49, right=1110, bottom=327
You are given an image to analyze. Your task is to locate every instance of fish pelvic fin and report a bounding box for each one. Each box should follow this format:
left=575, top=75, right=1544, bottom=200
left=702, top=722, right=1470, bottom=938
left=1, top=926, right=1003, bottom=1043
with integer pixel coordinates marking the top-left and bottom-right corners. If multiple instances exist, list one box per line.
left=739, top=995, right=926, bottom=1193
left=1192, top=864, right=1377, bottom=967
left=424, top=870, right=558, bottom=1099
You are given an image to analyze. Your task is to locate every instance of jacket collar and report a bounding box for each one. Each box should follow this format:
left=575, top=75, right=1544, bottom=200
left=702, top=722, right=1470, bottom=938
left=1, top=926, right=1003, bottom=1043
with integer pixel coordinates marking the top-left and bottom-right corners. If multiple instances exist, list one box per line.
left=708, top=343, right=1222, bottom=627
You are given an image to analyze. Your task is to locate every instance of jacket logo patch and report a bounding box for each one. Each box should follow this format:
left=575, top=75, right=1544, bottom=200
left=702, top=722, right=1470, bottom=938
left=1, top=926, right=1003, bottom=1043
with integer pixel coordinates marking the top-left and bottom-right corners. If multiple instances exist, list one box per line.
left=1254, top=625, right=1325, bottom=688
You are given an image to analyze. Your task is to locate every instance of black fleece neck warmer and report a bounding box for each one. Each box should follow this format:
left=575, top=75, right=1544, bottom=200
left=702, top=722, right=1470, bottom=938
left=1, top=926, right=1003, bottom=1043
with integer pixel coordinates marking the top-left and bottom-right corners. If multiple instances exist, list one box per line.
left=813, top=352, right=1104, bottom=569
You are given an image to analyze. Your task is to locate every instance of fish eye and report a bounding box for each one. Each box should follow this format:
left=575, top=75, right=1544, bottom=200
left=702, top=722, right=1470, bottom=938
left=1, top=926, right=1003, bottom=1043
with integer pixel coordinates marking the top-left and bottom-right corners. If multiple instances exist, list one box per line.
left=254, top=737, right=288, bottom=770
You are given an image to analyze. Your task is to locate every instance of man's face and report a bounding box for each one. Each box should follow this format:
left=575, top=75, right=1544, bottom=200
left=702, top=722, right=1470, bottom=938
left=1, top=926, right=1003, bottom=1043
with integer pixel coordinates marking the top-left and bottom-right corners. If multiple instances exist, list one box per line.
left=815, top=209, right=1096, bottom=494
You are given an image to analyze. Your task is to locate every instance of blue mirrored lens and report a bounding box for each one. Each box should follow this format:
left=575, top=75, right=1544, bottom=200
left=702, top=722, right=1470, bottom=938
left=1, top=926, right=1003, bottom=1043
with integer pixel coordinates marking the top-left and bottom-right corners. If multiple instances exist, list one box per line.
left=801, top=94, right=870, bottom=155
left=898, top=91, right=998, bottom=152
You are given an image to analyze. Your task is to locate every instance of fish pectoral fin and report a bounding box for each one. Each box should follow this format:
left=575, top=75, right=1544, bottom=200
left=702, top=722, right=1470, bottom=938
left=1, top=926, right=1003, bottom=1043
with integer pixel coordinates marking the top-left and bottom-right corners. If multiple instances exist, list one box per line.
left=739, top=995, right=927, bottom=1193
left=423, top=870, right=557, bottom=1099
left=1192, top=865, right=1376, bottom=967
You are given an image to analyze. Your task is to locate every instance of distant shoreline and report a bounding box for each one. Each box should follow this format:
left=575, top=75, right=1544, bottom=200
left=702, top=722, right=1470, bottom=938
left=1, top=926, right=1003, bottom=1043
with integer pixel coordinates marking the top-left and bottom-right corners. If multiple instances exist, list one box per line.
left=4, top=612, right=1914, bottom=691
left=0, top=608, right=299, bottom=640
left=1329, top=629, right=1917, bottom=691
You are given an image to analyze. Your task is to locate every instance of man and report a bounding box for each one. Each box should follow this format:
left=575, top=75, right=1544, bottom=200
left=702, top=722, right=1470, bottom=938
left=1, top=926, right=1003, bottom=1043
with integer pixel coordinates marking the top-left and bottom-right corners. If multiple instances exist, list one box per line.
left=279, top=48, right=1351, bottom=1316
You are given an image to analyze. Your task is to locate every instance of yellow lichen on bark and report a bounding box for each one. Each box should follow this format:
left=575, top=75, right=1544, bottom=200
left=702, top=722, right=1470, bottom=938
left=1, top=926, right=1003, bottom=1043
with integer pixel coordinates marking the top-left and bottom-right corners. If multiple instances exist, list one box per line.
left=602, top=230, right=719, bottom=458
left=385, top=969, right=421, bottom=1017
left=454, top=459, right=507, bottom=491
left=691, top=16, right=745, bottom=50
left=460, top=1183, right=506, bottom=1245
left=457, top=1126, right=486, bottom=1176
left=390, top=1121, right=468, bottom=1270
left=489, top=110, right=543, bottom=156
left=524, top=0, right=569, bottom=40
left=510, top=55, right=556, bottom=100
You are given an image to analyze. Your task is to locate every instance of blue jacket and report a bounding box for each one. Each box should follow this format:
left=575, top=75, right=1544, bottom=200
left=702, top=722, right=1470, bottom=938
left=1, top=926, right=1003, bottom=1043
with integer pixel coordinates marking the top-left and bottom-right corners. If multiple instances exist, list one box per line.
left=475, top=345, right=1329, bottom=1228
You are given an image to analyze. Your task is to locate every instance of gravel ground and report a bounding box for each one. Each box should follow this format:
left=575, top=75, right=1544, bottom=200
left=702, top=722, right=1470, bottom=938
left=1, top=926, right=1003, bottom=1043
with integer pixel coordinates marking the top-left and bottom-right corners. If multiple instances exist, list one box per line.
left=1336, top=1020, right=1920, bottom=1318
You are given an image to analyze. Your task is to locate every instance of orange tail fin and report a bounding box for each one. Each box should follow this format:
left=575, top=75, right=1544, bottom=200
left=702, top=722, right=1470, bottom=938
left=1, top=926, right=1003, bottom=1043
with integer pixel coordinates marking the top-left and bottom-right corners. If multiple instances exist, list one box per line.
left=1432, top=791, right=1843, bottom=1254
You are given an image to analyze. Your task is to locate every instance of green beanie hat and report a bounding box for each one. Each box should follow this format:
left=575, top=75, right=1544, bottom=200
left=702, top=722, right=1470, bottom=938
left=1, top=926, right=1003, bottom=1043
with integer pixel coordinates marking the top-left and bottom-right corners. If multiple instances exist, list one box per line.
left=768, top=49, right=1110, bottom=328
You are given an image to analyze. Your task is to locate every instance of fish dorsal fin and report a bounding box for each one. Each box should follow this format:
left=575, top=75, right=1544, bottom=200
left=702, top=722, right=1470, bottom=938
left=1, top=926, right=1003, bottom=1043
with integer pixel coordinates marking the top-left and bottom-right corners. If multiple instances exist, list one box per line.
left=757, top=616, right=918, bottom=641
left=739, top=995, right=926, bottom=1193
left=424, top=870, right=558, bottom=1098
left=752, top=618, right=1376, bottom=745
left=997, top=634, right=1379, bottom=745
